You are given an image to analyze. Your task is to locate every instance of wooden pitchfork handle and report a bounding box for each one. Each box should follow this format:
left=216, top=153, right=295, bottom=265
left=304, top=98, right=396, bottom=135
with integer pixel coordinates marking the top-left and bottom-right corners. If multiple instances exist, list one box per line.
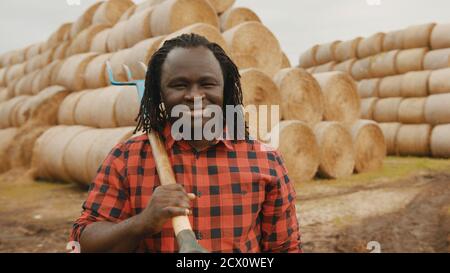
left=147, top=131, right=208, bottom=253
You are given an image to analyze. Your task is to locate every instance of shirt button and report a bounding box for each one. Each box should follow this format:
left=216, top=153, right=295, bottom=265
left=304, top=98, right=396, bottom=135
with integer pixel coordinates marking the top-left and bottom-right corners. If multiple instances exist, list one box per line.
left=196, top=232, right=203, bottom=240
left=197, top=191, right=202, bottom=198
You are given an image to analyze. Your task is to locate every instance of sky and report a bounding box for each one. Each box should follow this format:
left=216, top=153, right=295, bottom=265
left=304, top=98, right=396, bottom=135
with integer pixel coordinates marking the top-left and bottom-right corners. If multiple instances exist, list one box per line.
left=0, top=0, right=449, bottom=65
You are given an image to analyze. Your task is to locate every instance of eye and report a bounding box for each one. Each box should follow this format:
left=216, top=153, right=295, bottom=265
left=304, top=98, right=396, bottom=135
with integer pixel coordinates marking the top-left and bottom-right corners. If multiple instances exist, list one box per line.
left=172, top=84, right=187, bottom=90
left=202, top=82, right=217, bottom=89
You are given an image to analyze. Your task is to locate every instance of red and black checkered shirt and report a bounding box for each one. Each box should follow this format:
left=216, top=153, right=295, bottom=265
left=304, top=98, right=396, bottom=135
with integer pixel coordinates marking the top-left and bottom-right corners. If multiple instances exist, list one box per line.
left=70, top=123, right=302, bottom=253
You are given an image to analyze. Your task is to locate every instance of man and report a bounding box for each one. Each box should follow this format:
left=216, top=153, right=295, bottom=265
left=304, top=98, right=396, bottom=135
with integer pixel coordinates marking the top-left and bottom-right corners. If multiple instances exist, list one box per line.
left=70, top=34, right=301, bottom=253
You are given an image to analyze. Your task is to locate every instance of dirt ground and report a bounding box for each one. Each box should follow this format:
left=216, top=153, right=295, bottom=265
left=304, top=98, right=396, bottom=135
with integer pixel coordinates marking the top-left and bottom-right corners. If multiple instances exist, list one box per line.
left=0, top=157, right=449, bottom=253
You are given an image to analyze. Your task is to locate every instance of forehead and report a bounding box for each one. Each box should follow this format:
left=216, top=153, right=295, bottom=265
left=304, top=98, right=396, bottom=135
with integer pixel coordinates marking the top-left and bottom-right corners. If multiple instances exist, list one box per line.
left=161, top=46, right=223, bottom=80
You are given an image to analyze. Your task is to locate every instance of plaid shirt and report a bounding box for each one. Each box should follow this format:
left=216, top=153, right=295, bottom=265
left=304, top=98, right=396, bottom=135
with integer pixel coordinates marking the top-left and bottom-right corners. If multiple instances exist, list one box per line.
left=70, top=123, right=302, bottom=253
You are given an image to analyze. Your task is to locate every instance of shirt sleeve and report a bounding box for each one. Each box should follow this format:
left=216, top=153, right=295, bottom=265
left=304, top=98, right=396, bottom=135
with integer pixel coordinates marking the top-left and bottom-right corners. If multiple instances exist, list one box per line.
left=260, top=151, right=302, bottom=253
left=69, top=142, right=132, bottom=243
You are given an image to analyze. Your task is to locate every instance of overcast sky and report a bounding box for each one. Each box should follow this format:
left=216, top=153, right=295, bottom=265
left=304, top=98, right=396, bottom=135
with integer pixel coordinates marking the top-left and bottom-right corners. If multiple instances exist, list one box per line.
left=0, top=0, right=449, bottom=65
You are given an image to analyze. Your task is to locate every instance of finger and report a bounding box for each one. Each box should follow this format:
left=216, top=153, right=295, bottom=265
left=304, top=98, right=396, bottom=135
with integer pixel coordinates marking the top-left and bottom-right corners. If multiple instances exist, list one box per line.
left=187, top=193, right=196, bottom=200
left=163, top=206, right=190, bottom=217
left=162, top=184, right=186, bottom=193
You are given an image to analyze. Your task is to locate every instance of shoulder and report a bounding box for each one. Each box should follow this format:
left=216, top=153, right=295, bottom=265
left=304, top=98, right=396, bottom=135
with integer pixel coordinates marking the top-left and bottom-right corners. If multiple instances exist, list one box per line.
left=109, top=133, right=151, bottom=159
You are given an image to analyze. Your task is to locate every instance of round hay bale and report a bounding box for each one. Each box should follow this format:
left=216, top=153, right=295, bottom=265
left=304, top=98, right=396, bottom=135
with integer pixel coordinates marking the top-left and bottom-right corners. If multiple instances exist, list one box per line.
left=85, top=53, right=112, bottom=89
left=266, top=120, right=319, bottom=182
left=425, top=93, right=450, bottom=125
left=396, top=124, right=431, bottom=157
left=105, top=49, right=132, bottom=83
left=47, top=23, right=72, bottom=49
left=119, top=5, right=137, bottom=21
left=358, top=78, right=380, bottom=98
left=115, top=86, right=140, bottom=127
left=57, top=52, right=98, bottom=91
left=15, top=70, right=40, bottom=96
left=383, top=29, right=404, bottom=51
left=351, top=56, right=372, bottom=80
left=0, top=128, right=18, bottom=173
left=335, top=37, right=362, bottom=62
left=0, top=88, right=10, bottom=103
left=403, top=23, right=435, bottom=49
left=370, top=50, right=399, bottom=77
left=90, top=28, right=111, bottom=53
left=313, top=61, right=336, bottom=73
left=94, top=86, right=122, bottom=128
left=0, top=67, right=7, bottom=87
left=106, top=20, right=129, bottom=52
left=396, top=47, right=428, bottom=74
left=333, top=58, right=356, bottom=74
left=58, top=91, right=88, bottom=125
left=423, top=48, right=450, bottom=70
left=223, top=22, right=282, bottom=77
left=429, top=68, right=450, bottom=95
left=25, top=43, right=42, bottom=61
left=69, top=1, right=103, bottom=39
left=313, top=121, right=355, bottom=179
left=0, top=96, right=29, bottom=128
left=207, top=0, right=235, bottom=14
left=67, top=24, right=109, bottom=56
left=360, top=97, right=378, bottom=120
left=281, top=52, right=291, bottom=69
left=400, top=70, right=430, bottom=97
left=133, top=0, right=165, bottom=15
left=219, top=7, right=260, bottom=32
left=357, top=33, right=385, bottom=59
left=273, top=68, right=324, bottom=126
left=25, top=49, right=54, bottom=74
left=299, top=45, right=318, bottom=68
left=313, top=71, right=360, bottom=126
left=151, top=0, right=219, bottom=37
left=378, top=75, right=403, bottom=98
left=5, top=63, right=25, bottom=86
left=92, top=0, right=135, bottom=26
left=125, top=36, right=165, bottom=80
left=9, top=49, right=26, bottom=65
left=50, top=61, right=64, bottom=86
left=430, top=23, right=450, bottom=50
left=34, top=60, right=62, bottom=94
left=31, top=126, right=63, bottom=179
left=378, top=122, right=401, bottom=155
left=373, top=97, right=403, bottom=123
left=74, top=89, right=99, bottom=127
left=430, top=125, right=450, bottom=158
left=351, top=120, right=386, bottom=173
left=52, top=41, right=71, bottom=60
left=31, top=71, right=43, bottom=95
left=125, top=7, right=154, bottom=48
left=306, top=67, right=316, bottom=74
left=315, top=41, right=340, bottom=65
left=398, top=98, right=427, bottom=124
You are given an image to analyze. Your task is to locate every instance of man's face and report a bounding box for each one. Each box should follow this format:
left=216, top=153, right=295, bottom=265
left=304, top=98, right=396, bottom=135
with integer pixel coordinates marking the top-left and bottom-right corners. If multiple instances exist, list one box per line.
left=160, top=46, right=225, bottom=130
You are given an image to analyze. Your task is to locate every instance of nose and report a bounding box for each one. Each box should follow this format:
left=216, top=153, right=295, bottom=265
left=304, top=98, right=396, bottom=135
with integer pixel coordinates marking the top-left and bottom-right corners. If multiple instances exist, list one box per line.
left=184, top=84, right=206, bottom=102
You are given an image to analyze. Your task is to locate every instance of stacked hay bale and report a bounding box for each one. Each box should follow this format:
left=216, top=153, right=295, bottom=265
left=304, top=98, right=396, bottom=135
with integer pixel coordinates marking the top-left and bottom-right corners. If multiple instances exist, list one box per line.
left=299, top=22, right=450, bottom=158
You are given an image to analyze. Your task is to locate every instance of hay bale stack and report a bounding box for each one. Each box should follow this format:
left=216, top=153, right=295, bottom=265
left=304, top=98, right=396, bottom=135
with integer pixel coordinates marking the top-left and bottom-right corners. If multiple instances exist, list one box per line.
left=14, top=70, right=39, bottom=96
left=46, top=23, right=72, bottom=49
left=58, top=91, right=88, bottom=125
left=370, top=50, right=399, bottom=77
left=357, top=33, right=385, bottom=59
left=273, top=67, right=324, bottom=126
left=313, top=121, right=355, bottom=179
left=106, top=21, right=129, bottom=52
left=378, top=122, right=401, bottom=155
left=151, top=0, right=219, bottom=37
left=0, top=67, right=7, bottom=87
left=335, top=38, right=362, bottom=62
left=423, top=48, right=450, bottom=70
left=125, top=36, right=165, bottom=80
left=115, top=86, right=140, bottom=127
left=358, top=78, right=380, bottom=98
left=425, top=93, right=450, bottom=125
left=429, top=68, right=450, bottom=95
left=0, top=128, right=18, bottom=173
left=67, top=24, right=109, bottom=56
left=73, top=90, right=98, bottom=127
left=333, top=58, right=356, bottom=74
left=33, top=60, right=62, bottom=94
left=373, top=97, right=403, bottom=123
left=119, top=5, right=137, bottom=21
left=314, top=62, right=336, bottom=73
left=5, top=63, right=26, bottom=86
left=0, top=96, right=29, bottom=128
left=240, top=68, right=281, bottom=140
left=57, top=53, right=98, bottom=91
left=125, top=7, right=154, bottom=48
left=93, top=87, right=122, bottom=128
left=398, top=98, right=427, bottom=124
left=400, top=70, right=430, bottom=97
left=430, top=23, right=450, bottom=49
left=133, top=0, right=164, bottom=15
left=396, top=47, right=428, bottom=74
left=396, top=124, right=432, bottom=156
left=360, top=97, right=378, bottom=120
left=84, top=53, right=112, bottom=89
left=90, top=29, right=111, bottom=53
left=351, top=57, right=372, bottom=80
left=315, top=41, right=340, bottom=65
left=0, top=88, right=10, bottom=103
left=52, top=41, right=71, bottom=60
left=92, top=0, right=134, bottom=26
left=281, top=52, right=291, bottom=68
left=25, top=43, right=42, bottom=61
left=220, top=7, right=260, bottom=32
left=383, top=29, right=404, bottom=51
left=430, top=125, right=450, bottom=158
left=378, top=75, right=403, bottom=98
left=266, top=121, right=319, bottom=183
left=105, top=49, right=132, bottom=83
left=223, top=22, right=282, bottom=77
left=299, top=45, right=318, bottom=68
left=351, top=120, right=386, bottom=173
left=207, top=0, right=235, bottom=14
left=313, top=71, right=360, bottom=126
left=69, top=1, right=103, bottom=39
left=402, top=23, right=435, bottom=49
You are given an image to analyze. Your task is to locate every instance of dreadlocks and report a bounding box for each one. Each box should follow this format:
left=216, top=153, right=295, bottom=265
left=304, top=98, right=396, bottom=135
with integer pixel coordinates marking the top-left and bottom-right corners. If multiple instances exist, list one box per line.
left=134, top=33, right=247, bottom=139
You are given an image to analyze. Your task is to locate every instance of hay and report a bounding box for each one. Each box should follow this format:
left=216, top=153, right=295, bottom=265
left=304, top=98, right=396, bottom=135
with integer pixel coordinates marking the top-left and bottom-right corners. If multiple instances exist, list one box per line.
left=357, top=32, right=385, bottom=59
left=333, top=58, right=356, bottom=74
left=56, top=52, right=98, bottom=91
left=396, top=124, right=431, bottom=157
left=315, top=41, right=340, bottom=65
left=5, top=63, right=25, bottom=86
left=357, top=78, right=380, bottom=98
left=400, top=70, right=430, bottom=97
left=119, top=5, right=137, bottom=21
left=423, top=48, right=450, bottom=70
left=335, top=37, right=362, bottom=62
left=373, top=97, right=403, bottom=123
left=299, top=45, right=318, bottom=68
left=281, top=52, right=291, bottom=68
left=219, top=7, right=260, bottom=32
left=207, top=0, right=235, bottom=14
left=34, top=60, right=62, bottom=94
left=69, top=1, right=103, bottom=39
left=266, top=121, right=319, bottom=182
left=46, top=23, right=72, bottom=49
left=313, top=121, right=355, bottom=179
left=74, top=89, right=98, bottom=127
left=95, top=87, right=122, bottom=128
left=313, top=71, right=360, bottom=126
left=0, top=88, right=10, bottom=103
left=383, top=29, right=404, bottom=51
left=85, top=53, right=112, bottom=89
left=429, top=68, right=450, bottom=95
left=57, top=91, right=88, bottom=125
left=378, top=123, right=401, bottom=156
left=430, top=23, right=450, bottom=49
left=133, top=0, right=165, bottom=15
left=273, top=68, right=324, bottom=126
left=106, top=49, right=132, bottom=83
left=360, top=98, right=378, bottom=120
left=370, top=50, right=399, bottom=77
left=425, top=93, right=450, bottom=125
left=402, top=23, right=435, bottom=49
left=92, top=0, right=135, bottom=26
left=115, top=86, right=140, bottom=127
left=398, top=98, right=427, bottom=124
left=125, top=36, right=165, bottom=80
left=106, top=21, right=129, bottom=52
left=0, top=128, right=18, bottom=173
left=378, top=75, right=403, bottom=98
left=223, top=22, right=282, bottom=77
left=151, top=0, right=219, bottom=37
left=0, top=67, right=7, bottom=87
left=125, top=7, right=154, bottom=48
left=396, top=47, right=428, bottom=74
left=314, top=62, right=336, bottom=73
left=430, top=125, right=450, bottom=158
left=67, top=24, right=109, bottom=57
left=351, top=120, right=386, bottom=173
left=0, top=96, right=29, bottom=128
left=351, top=56, right=372, bottom=80
left=25, top=43, right=42, bottom=60
left=52, top=41, right=71, bottom=60
left=90, top=28, right=111, bottom=53
left=50, top=61, right=64, bottom=86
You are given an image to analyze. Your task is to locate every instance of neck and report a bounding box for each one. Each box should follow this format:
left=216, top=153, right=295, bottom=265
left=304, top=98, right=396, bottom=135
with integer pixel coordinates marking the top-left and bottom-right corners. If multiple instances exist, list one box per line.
left=186, top=139, right=217, bottom=152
